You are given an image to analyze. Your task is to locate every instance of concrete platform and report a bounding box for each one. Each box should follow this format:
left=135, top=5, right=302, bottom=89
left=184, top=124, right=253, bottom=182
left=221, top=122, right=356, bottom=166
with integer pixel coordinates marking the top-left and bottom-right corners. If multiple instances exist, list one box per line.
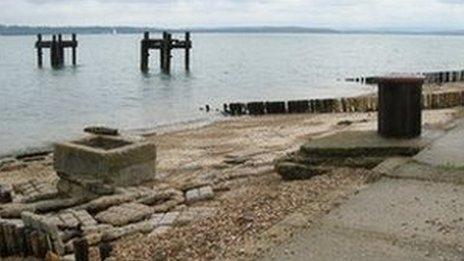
left=325, top=178, right=464, bottom=246
left=300, top=131, right=431, bottom=158
left=385, top=160, right=464, bottom=185
left=262, top=120, right=464, bottom=261
left=262, top=223, right=460, bottom=261
left=415, top=120, right=464, bottom=168
left=262, top=178, right=464, bottom=261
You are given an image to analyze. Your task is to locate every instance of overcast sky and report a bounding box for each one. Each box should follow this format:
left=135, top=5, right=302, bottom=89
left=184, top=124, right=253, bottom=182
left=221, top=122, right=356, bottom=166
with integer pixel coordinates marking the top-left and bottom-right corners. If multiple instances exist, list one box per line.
left=1, top=0, right=464, bottom=30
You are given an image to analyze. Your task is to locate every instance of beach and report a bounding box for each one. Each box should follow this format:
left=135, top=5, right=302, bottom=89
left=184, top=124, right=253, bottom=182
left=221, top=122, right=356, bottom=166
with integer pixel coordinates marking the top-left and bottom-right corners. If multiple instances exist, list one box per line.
left=0, top=87, right=462, bottom=259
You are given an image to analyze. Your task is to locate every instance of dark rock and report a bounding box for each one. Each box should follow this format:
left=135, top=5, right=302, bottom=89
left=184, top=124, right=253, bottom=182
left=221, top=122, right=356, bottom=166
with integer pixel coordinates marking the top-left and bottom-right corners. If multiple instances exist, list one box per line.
left=337, top=120, right=353, bottom=126
left=275, top=162, right=325, bottom=181
left=83, top=127, right=119, bottom=136
left=15, top=150, right=52, bottom=161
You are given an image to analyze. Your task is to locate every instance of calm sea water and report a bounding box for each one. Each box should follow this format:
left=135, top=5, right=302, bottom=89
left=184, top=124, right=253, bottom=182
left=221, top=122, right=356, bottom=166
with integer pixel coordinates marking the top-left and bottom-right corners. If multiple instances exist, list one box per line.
left=1, top=33, right=464, bottom=156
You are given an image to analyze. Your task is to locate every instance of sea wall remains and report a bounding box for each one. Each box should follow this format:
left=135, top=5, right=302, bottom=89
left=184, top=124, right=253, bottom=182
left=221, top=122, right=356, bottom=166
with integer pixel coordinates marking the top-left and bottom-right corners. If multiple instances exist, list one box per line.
left=224, top=90, right=464, bottom=116
left=346, top=70, right=464, bottom=85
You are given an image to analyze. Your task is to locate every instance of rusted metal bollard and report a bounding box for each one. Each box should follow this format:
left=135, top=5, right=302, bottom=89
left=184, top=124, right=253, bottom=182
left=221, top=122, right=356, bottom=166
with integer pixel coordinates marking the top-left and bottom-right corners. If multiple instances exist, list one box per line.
left=378, top=75, right=424, bottom=138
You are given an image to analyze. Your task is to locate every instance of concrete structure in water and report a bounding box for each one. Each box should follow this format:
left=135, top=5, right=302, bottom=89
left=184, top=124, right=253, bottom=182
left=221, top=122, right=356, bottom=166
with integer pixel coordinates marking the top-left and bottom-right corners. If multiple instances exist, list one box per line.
left=140, top=31, right=192, bottom=73
left=54, top=134, right=157, bottom=197
left=35, top=34, right=78, bottom=68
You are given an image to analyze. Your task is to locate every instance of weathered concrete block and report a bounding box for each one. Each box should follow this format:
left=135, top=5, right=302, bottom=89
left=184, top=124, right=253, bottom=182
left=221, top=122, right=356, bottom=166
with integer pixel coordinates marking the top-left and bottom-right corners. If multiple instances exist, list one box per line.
left=102, top=219, right=156, bottom=242
left=14, top=179, right=58, bottom=203
left=49, top=210, right=97, bottom=229
left=95, top=203, right=153, bottom=226
left=185, top=186, right=214, bottom=204
left=21, top=211, right=65, bottom=255
left=54, top=135, right=156, bottom=189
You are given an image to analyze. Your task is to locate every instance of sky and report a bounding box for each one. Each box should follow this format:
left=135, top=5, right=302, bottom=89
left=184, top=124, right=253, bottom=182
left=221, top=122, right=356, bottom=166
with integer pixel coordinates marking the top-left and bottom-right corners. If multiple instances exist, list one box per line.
left=1, top=0, right=464, bottom=30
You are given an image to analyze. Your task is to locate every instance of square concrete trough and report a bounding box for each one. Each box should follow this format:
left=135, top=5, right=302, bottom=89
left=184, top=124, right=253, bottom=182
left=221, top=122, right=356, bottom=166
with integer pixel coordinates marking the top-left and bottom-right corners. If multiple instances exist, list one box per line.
left=54, top=135, right=156, bottom=187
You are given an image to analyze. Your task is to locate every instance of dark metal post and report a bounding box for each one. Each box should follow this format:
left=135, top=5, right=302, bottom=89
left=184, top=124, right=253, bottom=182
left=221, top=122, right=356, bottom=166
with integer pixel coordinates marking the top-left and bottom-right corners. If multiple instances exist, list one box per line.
left=378, top=75, right=424, bottom=138
left=185, top=32, right=190, bottom=71
left=37, top=34, right=43, bottom=68
left=72, top=33, right=77, bottom=66
left=141, top=32, right=149, bottom=72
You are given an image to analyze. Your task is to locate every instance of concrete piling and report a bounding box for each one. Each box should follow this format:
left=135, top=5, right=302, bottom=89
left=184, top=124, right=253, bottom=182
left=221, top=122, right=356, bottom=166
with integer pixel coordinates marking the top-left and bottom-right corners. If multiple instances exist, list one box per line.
left=140, top=31, right=192, bottom=73
left=35, top=33, right=78, bottom=68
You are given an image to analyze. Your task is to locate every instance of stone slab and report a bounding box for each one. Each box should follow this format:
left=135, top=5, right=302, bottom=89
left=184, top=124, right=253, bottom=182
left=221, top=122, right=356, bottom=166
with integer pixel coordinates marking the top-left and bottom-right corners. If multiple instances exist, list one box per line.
left=95, top=203, right=153, bottom=226
left=185, top=186, right=214, bottom=204
left=324, top=178, right=464, bottom=246
left=13, top=179, right=58, bottom=203
left=415, top=120, right=464, bottom=168
left=300, top=131, right=431, bottom=158
left=49, top=210, right=97, bottom=229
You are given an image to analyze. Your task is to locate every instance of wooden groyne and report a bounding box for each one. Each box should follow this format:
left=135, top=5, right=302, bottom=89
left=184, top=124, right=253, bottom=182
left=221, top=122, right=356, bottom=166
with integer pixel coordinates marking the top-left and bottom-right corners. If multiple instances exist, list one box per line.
left=35, top=34, right=78, bottom=68
left=140, top=31, right=192, bottom=73
left=224, top=90, right=464, bottom=116
left=347, top=70, right=464, bottom=85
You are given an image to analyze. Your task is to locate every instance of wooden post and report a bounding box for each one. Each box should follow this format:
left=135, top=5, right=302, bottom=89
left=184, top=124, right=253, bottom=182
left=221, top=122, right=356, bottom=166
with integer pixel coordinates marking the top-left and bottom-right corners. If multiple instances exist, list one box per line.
left=50, top=35, right=58, bottom=68
left=72, top=33, right=77, bottom=66
left=37, top=34, right=43, bottom=68
left=185, top=32, right=190, bottom=71
left=378, top=75, right=424, bottom=138
left=58, top=34, right=64, bottom=67
left=74, top=237, right=89, bottom=261
left=160, top=32, right=167, bottom=71
left=163, top=33, right=172, bottom=74
left=141, top=32, right=149, bottom=72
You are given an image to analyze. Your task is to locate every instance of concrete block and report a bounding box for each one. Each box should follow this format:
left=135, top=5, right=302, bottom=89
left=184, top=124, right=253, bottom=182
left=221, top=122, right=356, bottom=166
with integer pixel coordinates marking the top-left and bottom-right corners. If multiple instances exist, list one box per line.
left=185, top=186, right=214, bottom=204
left=54, top=135, right=156, bottom=190
left=95, top=203, right=153, bottom=226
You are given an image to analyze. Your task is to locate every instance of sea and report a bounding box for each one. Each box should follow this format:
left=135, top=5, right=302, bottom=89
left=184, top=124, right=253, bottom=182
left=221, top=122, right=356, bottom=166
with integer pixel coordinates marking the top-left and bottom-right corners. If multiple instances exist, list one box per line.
left=1, top=33, right=464, bottom=156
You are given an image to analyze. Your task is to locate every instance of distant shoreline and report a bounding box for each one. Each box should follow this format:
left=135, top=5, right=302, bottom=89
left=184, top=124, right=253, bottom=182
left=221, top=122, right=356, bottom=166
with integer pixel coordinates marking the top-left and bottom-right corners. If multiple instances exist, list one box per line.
left=1, top=25, right=464, bottom=36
